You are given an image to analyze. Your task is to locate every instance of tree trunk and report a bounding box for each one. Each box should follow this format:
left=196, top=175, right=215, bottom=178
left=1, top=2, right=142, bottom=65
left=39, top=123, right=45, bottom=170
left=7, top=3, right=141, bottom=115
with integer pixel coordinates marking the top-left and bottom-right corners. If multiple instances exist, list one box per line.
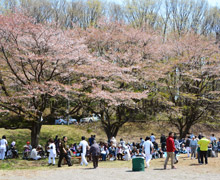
left=179, top=124, right=191, bottom=139
left=104, top=124, right=120, bottom=142
left=31, top=120, right=42, bottom=148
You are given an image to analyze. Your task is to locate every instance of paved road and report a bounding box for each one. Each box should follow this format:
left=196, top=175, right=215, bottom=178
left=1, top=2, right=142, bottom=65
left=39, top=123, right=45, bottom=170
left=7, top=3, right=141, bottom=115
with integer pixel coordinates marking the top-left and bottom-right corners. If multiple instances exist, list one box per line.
left=0, top=166, right=220, bottom=180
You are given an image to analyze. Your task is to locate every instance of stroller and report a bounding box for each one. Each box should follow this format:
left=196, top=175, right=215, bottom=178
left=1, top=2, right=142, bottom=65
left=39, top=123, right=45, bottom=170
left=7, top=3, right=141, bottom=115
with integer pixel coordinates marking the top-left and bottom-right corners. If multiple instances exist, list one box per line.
left=6, top=141, right=19, bottom=159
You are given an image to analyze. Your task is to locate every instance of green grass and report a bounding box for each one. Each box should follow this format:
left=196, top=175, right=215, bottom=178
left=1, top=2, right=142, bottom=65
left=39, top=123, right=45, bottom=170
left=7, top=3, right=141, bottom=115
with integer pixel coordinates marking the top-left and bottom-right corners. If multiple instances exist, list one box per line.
left=1, top=121, right=220, bottom=170
left=0, top=123, right=105, bottom=152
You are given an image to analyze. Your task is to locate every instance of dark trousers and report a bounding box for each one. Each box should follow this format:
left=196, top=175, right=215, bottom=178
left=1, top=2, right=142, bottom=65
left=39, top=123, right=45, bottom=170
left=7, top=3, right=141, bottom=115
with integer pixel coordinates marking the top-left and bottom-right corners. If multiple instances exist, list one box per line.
left=117, top=153, right=123, bottom=160
left=58, top=153, right=72, bottom=167
left=92, top=156, right=99, bottom=168
left=200, top=151, right=208, bottom=164
left=101, top=154, right=106, bottom=161
left=197, top=151, right=201, bottom=163
left=161, top=142, right=166, bottom=151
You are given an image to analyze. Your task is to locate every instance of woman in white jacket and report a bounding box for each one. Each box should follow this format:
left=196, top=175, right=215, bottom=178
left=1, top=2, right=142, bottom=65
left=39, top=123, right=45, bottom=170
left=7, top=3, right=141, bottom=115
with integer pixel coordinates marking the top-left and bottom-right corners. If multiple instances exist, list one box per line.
left=48, top=139, right=56, bottom=165
left=0, top=135, right=8, bottom=160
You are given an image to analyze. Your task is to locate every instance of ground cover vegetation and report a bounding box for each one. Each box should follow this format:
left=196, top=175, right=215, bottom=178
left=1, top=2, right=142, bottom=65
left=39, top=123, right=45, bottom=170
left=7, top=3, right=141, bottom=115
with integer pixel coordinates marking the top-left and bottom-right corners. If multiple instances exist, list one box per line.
left=0, top=0, right=220, bottom=147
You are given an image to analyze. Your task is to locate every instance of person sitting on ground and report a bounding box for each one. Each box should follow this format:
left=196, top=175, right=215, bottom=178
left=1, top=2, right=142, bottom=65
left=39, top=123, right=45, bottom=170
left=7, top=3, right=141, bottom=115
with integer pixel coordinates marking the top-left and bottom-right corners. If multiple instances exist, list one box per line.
left=36, top=145, right=45, bottom=158
left=123, top=146, right=131, bottom=161
left=120, top=138, right=125, bottom=147
left=116, top=144, right=124, bottom=160
left=157, top=148, right=163, bottom=158
left=109, top=142, right=116, bottom=160
left=100, top=142, right=107, bottom=161
left=179, top=143, right=187, bottom=154
left=70, top=143, right=78, bottom=156
left=132, top=149, right=144, bottom=159
left=23, top=141, right=32, bottom=160
left=110, top=137, right=117, bottom=147
left=30, top=147, right=41, bottom=160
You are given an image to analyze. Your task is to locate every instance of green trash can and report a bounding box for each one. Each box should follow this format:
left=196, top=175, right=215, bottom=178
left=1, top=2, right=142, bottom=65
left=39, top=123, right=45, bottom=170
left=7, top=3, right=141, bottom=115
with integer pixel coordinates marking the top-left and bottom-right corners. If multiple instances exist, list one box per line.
left=132, top=157, right=145, bottom=171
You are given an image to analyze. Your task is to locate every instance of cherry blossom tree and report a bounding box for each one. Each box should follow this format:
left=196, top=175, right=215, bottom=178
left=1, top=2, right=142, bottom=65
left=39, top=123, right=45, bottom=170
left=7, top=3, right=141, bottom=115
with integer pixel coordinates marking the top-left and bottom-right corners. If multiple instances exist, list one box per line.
left=159, top=32, right=220, bottom=138
left=77, top=21, right=169, bottom=140
left=0, top=12, right=89, bottom=147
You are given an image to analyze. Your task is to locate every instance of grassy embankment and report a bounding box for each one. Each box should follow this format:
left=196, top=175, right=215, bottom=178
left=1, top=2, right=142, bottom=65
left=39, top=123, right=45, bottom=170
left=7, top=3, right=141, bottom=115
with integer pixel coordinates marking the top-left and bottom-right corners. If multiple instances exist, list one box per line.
left=0, top=121, right=219, bottom=170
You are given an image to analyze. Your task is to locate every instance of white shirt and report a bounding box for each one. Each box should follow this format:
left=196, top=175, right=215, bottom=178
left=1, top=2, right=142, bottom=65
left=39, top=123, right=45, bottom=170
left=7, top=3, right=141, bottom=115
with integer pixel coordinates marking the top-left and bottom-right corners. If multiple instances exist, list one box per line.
left=143, top=140, right=154, bottom=155
left=30, top=149, right=38, bottom=159
left=48, top=143, right=56, bottom=155
left=79, top=140, right=88, bottom=154
left=150, top=135, right=156, bottom=143
left=0, top=139, right=8, bottom=151
left=210, top=136, right=216, bottom=142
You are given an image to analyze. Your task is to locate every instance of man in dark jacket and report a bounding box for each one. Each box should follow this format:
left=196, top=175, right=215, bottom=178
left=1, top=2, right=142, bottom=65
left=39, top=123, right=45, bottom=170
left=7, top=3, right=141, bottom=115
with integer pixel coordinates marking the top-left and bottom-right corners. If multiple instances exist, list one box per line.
left=89, top=140, right=100, bottom=168
left=160, top=134, right=166, bottom=151
left=58, top=136, right=72, bottom=167
left=164, top=132, right=176, bottom=169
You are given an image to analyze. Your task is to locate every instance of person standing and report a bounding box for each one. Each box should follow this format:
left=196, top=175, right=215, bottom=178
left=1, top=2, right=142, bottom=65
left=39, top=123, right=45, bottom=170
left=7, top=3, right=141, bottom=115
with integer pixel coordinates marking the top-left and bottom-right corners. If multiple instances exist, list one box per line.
left=142, top=136, right=154, bottom=168
left=88, top=135, right=94, bottom=146
left=198, top=135, right=210, bottom=164
left=160, top=134, right=166, bottom=152
left=48, top=138, right=56, bottom=165
left=58, top=136, right=72, bottom=167
left=210, top=134, right=216, bottom=145
left=89, top=140, right=100, bottom=168
left=185, top=136, right=191, bottom=158
left=0, top=135, right=8, bottom=160
left=190, top=136, right=197, bottom=159
left=164, top=132, right=176, bottom=169
left=79, top=136, right=89, bottom=166
left=174, top=136, right=180, bottom=164
left=150, top=133, right=156, bottom=145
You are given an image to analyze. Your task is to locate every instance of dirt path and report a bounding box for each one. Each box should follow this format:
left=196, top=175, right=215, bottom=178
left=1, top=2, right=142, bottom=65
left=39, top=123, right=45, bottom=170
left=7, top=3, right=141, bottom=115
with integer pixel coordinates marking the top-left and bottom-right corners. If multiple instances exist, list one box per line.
left=1, top=164, right=220, bottom=180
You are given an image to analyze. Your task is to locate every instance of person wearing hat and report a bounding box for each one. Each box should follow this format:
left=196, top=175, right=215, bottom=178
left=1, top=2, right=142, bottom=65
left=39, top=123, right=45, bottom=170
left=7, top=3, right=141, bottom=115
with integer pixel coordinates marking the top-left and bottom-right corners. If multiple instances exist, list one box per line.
left=23, top=141, right=32, bottom=159
left=198, top=135, right=210, bottom=164
left=58, top=136, right=72, bottom=167
left=0, top=135, right=8, bottom=160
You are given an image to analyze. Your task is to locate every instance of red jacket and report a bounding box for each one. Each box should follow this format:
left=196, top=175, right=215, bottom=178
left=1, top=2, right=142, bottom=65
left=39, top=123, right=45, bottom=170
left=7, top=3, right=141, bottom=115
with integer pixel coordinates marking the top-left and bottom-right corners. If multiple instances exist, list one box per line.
left=166, top=136, right=175, bottom=152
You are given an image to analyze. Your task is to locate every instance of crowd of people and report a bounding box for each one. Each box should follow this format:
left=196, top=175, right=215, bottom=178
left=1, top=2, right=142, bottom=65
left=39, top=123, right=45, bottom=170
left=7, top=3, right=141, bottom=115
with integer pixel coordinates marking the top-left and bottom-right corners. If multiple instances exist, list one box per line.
left=0, top=133, right=220, bottom=169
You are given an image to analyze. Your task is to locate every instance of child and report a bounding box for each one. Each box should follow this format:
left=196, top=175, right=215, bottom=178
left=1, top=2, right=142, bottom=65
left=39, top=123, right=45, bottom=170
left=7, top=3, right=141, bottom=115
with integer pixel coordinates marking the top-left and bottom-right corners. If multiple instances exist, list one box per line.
left=48, top=138, right=56, bottom=165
